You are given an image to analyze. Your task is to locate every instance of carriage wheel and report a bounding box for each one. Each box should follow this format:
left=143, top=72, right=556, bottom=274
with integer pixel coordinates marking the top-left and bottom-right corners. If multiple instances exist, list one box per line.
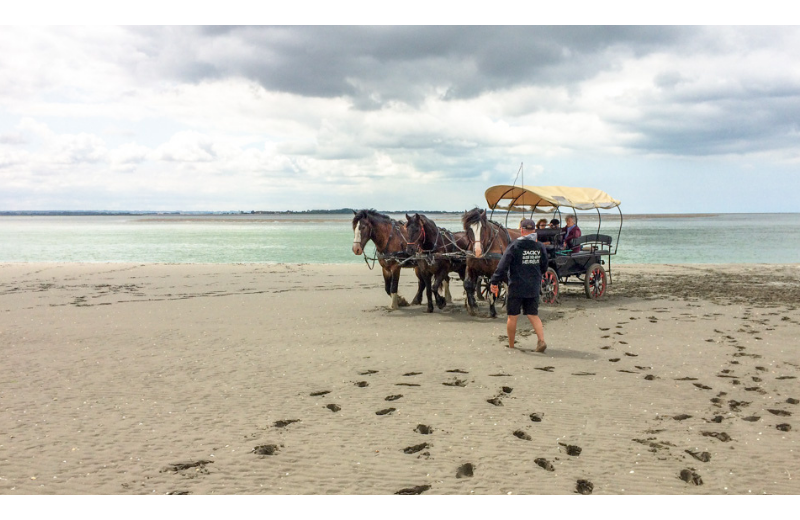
left=584, top=263, right=607, bottom=299
left=541, top=268, right=559, bottom=305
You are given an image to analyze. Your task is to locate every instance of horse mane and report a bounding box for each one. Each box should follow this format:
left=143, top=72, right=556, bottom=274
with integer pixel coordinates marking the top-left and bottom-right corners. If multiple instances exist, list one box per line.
left=461, top=207, right=485, bottom=229
left=352, top=209, right=393, bottom=228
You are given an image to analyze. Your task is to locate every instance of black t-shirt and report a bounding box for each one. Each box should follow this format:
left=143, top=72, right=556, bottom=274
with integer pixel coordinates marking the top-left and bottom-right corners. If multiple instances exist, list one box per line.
left=489, top=235, right=549, bottom=298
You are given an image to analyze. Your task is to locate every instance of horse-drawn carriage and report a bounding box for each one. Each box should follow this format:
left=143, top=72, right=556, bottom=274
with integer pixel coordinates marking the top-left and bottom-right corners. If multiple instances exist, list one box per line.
left=351, top=184, right=621, bottom=314
left=483, top=184, right=622, bottom=304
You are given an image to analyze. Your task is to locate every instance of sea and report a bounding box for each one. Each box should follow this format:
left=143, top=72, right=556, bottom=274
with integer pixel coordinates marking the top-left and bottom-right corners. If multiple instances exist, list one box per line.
left=1, top=213, right=799, bottom=265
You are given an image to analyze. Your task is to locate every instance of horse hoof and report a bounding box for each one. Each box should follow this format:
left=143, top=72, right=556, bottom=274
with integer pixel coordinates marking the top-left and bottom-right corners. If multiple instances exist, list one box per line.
left=411, top=298, right=422, bottom=305
left=425, top=307, right=434, bottom=313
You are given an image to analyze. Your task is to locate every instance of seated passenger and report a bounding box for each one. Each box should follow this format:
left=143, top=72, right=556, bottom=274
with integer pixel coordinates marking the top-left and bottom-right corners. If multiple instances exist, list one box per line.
left=536, top=219, right=548, bottom=230
left=562, top=215, right=581, bottom=252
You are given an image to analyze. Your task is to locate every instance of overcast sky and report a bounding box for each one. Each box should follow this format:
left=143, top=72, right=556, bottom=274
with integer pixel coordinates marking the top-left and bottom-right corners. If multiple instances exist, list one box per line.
left=2, top=23, right=799, bottom=213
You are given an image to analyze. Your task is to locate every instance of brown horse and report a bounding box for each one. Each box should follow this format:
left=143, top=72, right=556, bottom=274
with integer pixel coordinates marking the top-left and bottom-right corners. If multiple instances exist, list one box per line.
left=352, top=209, right=424, bottom=310
left=461, top=208, right=521, bottom=318
left=404, top=213, right=468, bottom=313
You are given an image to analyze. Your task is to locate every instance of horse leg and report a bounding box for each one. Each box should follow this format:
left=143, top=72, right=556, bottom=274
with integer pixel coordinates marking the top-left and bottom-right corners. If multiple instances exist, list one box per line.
left=389, top=266, right=408, bottom=309
left=463, top=269, right=478, bottom=316
left=488, top=291, right=498, bottom=319
left=382, top=267, right=392, bottom=296
left=423, top=270, right=434, bottom=313
left=433, top=270, right=447, bottom=309
left=443, top=277, right=452, bottom=304
left=410, top=266, right=424, bottom=305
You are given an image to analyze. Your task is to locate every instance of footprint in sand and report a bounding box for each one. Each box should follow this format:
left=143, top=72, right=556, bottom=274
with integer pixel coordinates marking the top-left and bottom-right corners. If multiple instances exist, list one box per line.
left=787, top=398, right=799, bottom=405
left=601, top=335, right=610, bottom=339
left=252, top=445, right=280, bottom=456
left=447, top=369, right=469, bottom=374
left=456, top=463, right=474, bottom=478
left=534, top=458, right=555, bottom=471
left=354, top=381, right=369, bottom=387
left=777, top=424, right=792, bottom=432
left=489, top=373, right=512, bottom=377
left=644, top=375, right=657, bottom=380
left=609, top=358, right=620, bottom=363
left=728, top=400, right=750, bottom=411
left=326, top=404, right=341, bottom=412
left=273, top=419, right=300, bottom=428
left=530, top=413, right=543, bottom=422
left=376, top=408, right=396, bottom=416
left=706, top=415, right=725, bottom=423
left=573, top=372, right=596, bottom=376
left=310, top=390, right=331, bottom=397
left=513, top=430, right=532, bottom=441
left=161, top=460, right=215, bottom=472
left=679, top=469, right=703, bottom=485
left=502, top=386, right=513, bottom=394
left=575, top=480, right=594, bottom=494
left=685, top=450, right=711, bottom=462
left=396, top=383, right=421, bottom=387
left=599, top=327, right=610, bottom=331
left=385, top=394, right=403, bottom=401
left=443, top=379, right=467, bottom=387
left=487, top=397, right=504, bottom=406
left=693, top=383, right=712, bottom=390
left=702, top=431, right=732, bottom=442
left=403, top=442, right=430, bottom=454
left=403, top=372, right=422, bottom=376
left=768, top=409, right=792, bottom=417
left=395, top=485, right=431, bottom=495
left=535, top=366, right=555, bottom=372
left=559, top=443, right=582, bottom=456
left=742, top=416, right=760, bottom=422
left=415, top=424, right=434, bottom=434
left=673, top=414, right=692, bottom=421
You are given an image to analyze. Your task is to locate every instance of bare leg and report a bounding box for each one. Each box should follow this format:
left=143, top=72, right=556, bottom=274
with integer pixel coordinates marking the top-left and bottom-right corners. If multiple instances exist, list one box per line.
left=506, top=315, right=519, bottom=348
left=527, top=314, right=546, bottom=352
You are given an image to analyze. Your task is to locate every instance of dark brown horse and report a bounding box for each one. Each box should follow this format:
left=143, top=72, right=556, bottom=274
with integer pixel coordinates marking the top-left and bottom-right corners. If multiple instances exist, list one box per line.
left=461, top=208, right=521, bottom=318
left=404, top=213, right=468, bottom=313
left=352, top=209, right=424, bottom=310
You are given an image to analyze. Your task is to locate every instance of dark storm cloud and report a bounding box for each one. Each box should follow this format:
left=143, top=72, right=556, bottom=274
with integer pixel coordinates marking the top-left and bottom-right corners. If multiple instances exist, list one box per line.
left=133, top=26, right=693, bottom=104
left=618, top=76, right=800, bottom=156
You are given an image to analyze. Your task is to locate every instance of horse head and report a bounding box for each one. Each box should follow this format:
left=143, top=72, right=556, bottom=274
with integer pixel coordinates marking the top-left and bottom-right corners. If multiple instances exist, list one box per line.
left=352, top=209, right=375, bottom=255
left=404, top=213, right=427, bottom=255
left=462, top=208, right=487, bottom=257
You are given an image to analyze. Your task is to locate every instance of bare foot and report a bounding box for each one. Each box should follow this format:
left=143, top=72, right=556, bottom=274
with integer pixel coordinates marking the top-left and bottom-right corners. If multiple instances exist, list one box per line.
left=535, top=340, right=547, bottom=353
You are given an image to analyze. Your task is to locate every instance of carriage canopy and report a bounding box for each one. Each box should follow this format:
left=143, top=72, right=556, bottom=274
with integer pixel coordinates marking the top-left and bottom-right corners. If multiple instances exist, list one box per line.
left=485, top=185, right=621, bottom=212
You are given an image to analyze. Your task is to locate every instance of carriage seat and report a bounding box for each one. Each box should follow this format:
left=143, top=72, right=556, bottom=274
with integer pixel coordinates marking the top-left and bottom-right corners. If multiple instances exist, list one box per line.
left=534, top=228, right=559, bottom=244
left=568, top=234, right=612, bottom=255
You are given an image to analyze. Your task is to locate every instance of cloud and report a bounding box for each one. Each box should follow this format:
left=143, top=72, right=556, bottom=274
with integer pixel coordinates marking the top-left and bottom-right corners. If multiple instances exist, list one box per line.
left=2, top=26, right=800, bottom=211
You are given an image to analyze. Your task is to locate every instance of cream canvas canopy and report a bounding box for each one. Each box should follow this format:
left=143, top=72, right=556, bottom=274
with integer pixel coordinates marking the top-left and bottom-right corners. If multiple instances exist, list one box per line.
left=485, top=185, right=621, bottom=212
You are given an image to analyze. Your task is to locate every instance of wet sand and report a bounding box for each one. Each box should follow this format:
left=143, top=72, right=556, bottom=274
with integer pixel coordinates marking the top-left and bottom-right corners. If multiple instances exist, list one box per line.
left=0, top=262, right=798, bottom=495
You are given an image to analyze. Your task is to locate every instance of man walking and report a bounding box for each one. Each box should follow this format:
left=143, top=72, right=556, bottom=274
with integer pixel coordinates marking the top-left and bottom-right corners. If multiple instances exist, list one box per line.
left=489, top=219, right=549, bottom=352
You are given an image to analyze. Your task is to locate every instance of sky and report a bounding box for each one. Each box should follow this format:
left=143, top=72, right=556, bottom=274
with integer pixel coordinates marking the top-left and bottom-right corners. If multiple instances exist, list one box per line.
left=2, top=13, right=800, bottom=213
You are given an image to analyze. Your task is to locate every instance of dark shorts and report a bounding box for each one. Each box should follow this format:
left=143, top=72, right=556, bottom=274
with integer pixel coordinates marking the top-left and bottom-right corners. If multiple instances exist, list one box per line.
left=506, top=296, right=539, bottom=316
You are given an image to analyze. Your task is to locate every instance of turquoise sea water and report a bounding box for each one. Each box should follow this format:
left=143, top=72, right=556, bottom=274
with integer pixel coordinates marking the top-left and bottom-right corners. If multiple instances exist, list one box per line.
left=1, top=213, right=798, bottom=264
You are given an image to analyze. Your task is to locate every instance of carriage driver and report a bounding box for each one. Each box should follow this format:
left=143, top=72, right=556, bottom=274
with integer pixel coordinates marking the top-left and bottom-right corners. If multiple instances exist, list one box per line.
left=489, top=219, right=549, bottom=352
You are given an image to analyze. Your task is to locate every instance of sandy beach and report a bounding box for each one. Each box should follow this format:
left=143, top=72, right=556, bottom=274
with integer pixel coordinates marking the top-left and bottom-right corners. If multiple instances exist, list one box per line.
left=1, top=262, right=798, bottom=495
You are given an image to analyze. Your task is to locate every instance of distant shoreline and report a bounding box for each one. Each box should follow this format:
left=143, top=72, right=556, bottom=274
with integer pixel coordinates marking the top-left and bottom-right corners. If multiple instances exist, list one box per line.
left=0, top=211, right=795, bottom=219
